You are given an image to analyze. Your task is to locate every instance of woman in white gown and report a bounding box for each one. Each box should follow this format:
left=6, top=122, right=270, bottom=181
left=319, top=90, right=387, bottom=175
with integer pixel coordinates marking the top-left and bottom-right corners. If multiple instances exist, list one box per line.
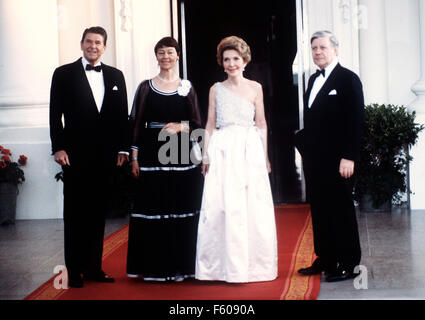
left=195, top=36, right=278, bottom=283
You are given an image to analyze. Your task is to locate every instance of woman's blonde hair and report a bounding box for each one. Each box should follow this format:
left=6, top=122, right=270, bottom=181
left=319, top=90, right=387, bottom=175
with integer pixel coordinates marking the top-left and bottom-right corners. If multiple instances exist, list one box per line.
left=216, top=36, right=251, bottom=66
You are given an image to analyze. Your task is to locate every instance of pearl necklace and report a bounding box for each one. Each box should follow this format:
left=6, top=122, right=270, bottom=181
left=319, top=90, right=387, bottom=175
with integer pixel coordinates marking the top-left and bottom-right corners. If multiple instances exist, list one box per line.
left=157, top=74, right=179, bottom=83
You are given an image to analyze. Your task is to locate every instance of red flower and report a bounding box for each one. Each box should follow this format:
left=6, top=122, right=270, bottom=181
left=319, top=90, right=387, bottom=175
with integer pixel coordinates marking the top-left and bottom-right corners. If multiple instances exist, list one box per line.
left=1, top=148, right=11, bottom=155
left=1, top=155, right=11, bottom=163
left=18, top=155, right=28, bottom=166
left=0, top=161, right=6, bottom=169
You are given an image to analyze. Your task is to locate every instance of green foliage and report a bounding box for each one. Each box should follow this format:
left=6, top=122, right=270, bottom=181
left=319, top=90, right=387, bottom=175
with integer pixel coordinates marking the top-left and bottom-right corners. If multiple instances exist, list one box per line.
left=354, top=104, right=424, bottom=209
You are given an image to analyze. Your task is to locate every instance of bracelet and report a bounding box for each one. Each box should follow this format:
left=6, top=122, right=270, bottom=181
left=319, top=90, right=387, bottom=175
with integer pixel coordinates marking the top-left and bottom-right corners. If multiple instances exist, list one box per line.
left=132, top=157, right=138, bottom=161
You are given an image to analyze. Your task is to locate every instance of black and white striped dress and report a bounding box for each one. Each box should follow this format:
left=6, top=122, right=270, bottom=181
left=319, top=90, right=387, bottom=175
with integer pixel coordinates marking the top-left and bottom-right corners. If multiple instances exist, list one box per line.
left=126, top=80, right=203, bottom=281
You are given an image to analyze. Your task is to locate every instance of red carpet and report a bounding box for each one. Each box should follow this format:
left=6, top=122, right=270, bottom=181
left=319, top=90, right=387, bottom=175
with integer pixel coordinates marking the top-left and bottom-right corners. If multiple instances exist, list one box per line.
left=25, top=204, right=320, bottom=300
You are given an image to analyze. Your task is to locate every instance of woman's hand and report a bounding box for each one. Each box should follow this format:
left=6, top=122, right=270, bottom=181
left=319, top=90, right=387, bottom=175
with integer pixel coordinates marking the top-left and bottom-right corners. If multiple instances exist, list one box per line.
left=266, top=157, right=271, bottom=174
left=117, top=153, right=129, bottom=166
left=162, top=122, right=189, bottom=135
left=131, top=160, right=140, bottom=178
left=202, top=163, right=209, bottom=177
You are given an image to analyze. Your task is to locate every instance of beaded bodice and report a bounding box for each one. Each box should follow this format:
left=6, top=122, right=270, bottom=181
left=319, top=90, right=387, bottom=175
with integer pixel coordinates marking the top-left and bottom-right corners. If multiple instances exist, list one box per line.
left=215, top=82, right=255, bottom=128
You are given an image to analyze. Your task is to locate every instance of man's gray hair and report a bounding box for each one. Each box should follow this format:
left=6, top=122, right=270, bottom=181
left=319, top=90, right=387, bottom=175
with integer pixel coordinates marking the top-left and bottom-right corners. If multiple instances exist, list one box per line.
left=310, top=31, right=339, bottom=48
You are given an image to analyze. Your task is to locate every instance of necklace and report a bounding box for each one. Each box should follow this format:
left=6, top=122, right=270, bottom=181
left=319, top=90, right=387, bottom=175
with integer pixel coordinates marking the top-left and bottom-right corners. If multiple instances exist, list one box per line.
left=157, top=74, right=179, bottom=83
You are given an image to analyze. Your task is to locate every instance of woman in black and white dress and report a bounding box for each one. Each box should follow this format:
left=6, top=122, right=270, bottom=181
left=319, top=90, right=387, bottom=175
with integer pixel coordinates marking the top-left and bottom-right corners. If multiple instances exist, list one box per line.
left=126, top=37, right=203, bottom=281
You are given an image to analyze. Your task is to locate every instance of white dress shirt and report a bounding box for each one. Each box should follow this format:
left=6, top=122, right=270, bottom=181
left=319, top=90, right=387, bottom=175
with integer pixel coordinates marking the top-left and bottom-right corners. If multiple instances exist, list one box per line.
left=308, top=58, right=339, bottom=108
left=81, top=56, right=105, bottom=112
left=81, top=57, right=129, bottom=156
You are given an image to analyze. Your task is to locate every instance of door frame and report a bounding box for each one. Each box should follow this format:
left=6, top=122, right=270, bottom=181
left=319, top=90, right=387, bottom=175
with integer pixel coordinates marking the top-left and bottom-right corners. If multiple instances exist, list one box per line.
left=172, top=0, right=308, bottom=202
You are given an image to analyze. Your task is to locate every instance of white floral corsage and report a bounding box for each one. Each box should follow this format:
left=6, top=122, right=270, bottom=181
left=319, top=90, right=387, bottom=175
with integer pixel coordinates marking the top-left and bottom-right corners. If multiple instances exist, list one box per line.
left=177, top=80, right=191, bottom=97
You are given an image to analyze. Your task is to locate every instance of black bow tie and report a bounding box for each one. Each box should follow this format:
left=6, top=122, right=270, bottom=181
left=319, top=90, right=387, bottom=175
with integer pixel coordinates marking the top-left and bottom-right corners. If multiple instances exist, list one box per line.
left=315, top=69, right=326, bottom=77
left=86, top=64, right=102, bottom=72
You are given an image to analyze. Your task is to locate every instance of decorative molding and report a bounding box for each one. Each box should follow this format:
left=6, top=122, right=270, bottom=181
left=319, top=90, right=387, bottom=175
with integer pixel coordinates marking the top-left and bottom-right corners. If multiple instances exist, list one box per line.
left=0, top=105, right=49, bottom=128
left=120, top=0, right=132, bottom=32
left=57, top=4, right=68, bottom=30
left=339, top=0, right=351, bottom=24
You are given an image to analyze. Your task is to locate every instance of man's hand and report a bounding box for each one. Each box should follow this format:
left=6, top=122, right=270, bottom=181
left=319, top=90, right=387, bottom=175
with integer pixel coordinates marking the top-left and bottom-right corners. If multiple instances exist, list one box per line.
left=54, top=150, right=70, bottom=166
left=117, top=153, right=129, bottom=166
left=339, top=158, right=355, bottom=179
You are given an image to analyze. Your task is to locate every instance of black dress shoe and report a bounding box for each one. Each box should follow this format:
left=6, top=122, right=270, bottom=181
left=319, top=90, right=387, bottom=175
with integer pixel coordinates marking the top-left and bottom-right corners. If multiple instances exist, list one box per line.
left=68, top=275, right=84, bottom=288
left=325, top=269, right=359, bottom=282
left=84, top=271, right=115, bottom=283
left=298, top=258, right=323, bottom=275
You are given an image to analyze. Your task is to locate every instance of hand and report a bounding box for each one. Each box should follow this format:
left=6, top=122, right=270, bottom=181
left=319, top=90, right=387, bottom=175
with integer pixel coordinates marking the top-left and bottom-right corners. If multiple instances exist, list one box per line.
left=131, top=160, right=140, bottom=178
left=202, top=163, right=209, bottom=177
left=162, top=122, right=189, bottom=135
left=54, top=150, right=70, bottom=166
left=117, top=153, right=129, bottom=166
left=266, top=158, right=271, bottom=174
left=339, top=158, right=355, bottom=179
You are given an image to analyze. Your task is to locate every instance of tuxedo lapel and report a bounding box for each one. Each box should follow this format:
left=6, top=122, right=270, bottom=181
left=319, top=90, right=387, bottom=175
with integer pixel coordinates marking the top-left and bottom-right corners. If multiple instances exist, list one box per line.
left=100, top=63, right=111, bottom=113
left=304, top=73, right=318, bottom=109
left=309, top=64, right=341, bottom=109
left=73, top=58, right=100, bottom=114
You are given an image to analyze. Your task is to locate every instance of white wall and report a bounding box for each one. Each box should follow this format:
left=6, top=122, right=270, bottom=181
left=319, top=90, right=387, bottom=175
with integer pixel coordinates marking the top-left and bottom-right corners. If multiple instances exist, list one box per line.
left=385, top=0, right=421, bottom=106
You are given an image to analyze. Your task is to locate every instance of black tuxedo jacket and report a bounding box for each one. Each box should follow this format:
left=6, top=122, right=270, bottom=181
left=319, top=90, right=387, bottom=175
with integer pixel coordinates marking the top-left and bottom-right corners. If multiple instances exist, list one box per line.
left=295, top=63, right=365, bottom=170
left=49, top=58, right=129, bottom=169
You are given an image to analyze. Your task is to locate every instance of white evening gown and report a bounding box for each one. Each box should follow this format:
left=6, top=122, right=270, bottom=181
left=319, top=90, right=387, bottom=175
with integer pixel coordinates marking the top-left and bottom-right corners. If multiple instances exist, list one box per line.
left=195, top=82, right=278, bottom=283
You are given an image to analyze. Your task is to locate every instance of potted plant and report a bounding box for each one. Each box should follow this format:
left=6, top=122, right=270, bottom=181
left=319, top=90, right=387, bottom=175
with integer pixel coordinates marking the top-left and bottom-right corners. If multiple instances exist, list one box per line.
left=353, top=104, right=424, bottom=211
left=0, top=145, right=28, bottom=225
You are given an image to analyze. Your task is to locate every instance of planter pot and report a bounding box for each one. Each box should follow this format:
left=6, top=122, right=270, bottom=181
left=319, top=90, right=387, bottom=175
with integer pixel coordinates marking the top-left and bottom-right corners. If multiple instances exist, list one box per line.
left=359, top=194, right=392, bottom=213
left=0, top=182, right=18, bottom=225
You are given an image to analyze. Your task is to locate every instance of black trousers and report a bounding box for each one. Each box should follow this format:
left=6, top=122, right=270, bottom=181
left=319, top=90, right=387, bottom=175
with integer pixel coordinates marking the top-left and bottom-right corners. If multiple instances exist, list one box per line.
left=304, top=160, right=361, bottom=273
left=62, top=165, right=112, bottom=278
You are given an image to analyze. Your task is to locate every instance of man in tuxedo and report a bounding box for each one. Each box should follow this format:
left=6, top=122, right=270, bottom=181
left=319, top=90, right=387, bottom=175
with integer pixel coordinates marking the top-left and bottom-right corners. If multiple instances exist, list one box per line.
left=295, top=31, right=365, bottom=282
left=50, top=26, right=129, bottom=288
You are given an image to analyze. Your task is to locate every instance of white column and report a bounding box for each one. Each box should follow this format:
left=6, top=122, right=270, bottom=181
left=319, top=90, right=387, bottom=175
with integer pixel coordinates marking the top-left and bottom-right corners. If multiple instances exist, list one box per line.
left=0, top=0, right=59, bottom=125
left=409, top=0, right=425, bottom=210
left=0, top=0, right=63, bottom=219
left=358, top=0, right=389, bottom=105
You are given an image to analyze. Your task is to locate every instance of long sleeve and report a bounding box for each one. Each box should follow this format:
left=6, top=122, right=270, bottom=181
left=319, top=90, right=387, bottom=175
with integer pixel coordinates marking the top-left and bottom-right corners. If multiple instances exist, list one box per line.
left=187, top=85, right=202, bottom=132
left=49, top=68, right=66, bottom=154
left=116, top=70, right=130, bottom=152
left=341, top=73, right=365, bottom=162
left=129, top=80, right=150, bottom=150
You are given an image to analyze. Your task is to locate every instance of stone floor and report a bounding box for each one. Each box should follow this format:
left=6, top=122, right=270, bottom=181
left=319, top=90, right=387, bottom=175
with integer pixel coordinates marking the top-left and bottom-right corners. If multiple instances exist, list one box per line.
left=1, top=207, right=425, bottom=300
